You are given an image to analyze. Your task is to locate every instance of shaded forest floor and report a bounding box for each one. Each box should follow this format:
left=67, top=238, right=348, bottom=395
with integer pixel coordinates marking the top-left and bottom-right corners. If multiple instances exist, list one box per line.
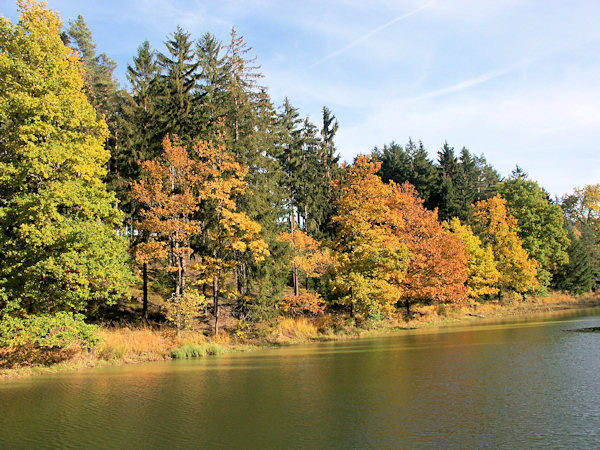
left=2, top=292, right=600, bottom=380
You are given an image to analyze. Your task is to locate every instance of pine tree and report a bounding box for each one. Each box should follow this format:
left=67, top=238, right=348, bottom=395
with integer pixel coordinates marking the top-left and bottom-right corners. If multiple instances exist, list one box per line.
left=0, top=0, right=131, bottom=314
left=435, top=142, right=462, bottom=222
left=111, top=40, right=161, bottom=215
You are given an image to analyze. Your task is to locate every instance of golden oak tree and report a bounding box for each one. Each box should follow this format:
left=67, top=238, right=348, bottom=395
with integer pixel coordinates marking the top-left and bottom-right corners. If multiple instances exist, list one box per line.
left=330, top=156, right=409, bottom=318
left=191, top=133, right=269, bottom=334
left=131, top=135, right=204, bottom=298
left=277, top=226, right=334, bottom=316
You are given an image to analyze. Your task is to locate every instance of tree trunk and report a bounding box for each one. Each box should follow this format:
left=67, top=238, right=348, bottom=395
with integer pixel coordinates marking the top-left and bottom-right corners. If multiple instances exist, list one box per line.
left=213, top=270, right=220, bottom=335
left=179, top=254, right=186, bottom=295
left=290, top=193, right=299, bottom=296
left=142, top=262, right=148, bottom=319
left=405, top=299, right=411, bottom=318
left=350, top=287, right=355, bottom=319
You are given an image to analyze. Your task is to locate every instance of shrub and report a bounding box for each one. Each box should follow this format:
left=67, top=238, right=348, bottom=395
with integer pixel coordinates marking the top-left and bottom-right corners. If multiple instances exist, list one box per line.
left=277, top=317, right=318, bottom=339
left=163, top=289, right=207, bottom=332
left=279, top=292, right=326, bottom=316
left=94, top=326, right=171, bottom=360
left=0, top=312, right=99, bottom=367
left=0, top=312, right=99, bottom=349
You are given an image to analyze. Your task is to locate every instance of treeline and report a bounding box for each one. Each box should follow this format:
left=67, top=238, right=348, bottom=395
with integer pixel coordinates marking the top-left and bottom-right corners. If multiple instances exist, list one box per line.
left=1, top=2, right=599, bottom=339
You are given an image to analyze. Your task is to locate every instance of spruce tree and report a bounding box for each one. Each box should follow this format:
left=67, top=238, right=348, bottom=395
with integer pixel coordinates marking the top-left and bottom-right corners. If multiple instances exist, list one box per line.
left=155, top=26, right=200, bottom=144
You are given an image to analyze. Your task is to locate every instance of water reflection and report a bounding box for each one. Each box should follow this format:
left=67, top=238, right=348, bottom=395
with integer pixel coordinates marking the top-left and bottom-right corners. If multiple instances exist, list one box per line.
left=1, top=308, right=600, bottom=448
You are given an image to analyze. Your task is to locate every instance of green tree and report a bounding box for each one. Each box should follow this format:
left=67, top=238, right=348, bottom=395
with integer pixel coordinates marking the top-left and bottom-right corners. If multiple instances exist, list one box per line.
left=155, top=26, right=200, bottom=145
left=551, top=224, right=593, bottom=294
left=0, top=0, right=131, bottom=314
left=372, top=139, right=436, bottom=209
left=501, top=173, right=569, bottom=288
left=111, top=40, right=162, bottom=216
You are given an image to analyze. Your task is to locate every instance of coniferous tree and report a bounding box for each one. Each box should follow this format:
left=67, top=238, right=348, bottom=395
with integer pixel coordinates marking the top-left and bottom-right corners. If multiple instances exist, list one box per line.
left=372, top=139, right=436, bottom=209
left=435, top=142, right=462, bottom=222
left=155, top=26, right=200, bottom=145
left=64, top=15, right=120, bottom=148
left=407, top=140, right=437, bottom=210
left=551, top=224, right=593, bottom=294
left=111, top=40, right=161, bottom=212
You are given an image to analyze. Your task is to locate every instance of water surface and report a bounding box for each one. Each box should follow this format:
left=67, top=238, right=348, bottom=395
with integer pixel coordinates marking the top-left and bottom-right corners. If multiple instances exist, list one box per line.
left=1, top=308, right=600, bottom=448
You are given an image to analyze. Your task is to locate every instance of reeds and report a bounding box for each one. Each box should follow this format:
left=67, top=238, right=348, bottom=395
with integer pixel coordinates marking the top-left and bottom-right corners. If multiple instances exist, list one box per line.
left=171, top=343, right=225, bottom=359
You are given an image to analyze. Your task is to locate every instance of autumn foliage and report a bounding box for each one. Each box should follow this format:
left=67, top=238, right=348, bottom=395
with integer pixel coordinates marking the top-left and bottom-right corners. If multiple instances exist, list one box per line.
left=330, top=156, right=409, bottom=317
left=389, top=184, right=469, bottom=311
left=473, top=194, right=539, bottom=296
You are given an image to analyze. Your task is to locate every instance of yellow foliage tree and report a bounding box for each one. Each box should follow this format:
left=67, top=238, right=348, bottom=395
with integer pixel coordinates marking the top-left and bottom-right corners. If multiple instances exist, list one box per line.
left=0, top=0, right=131, bottom=314
left=330, top=156, right=409, bottom=318
left=446, top=217, right=499, bottom=298
left=473, top=194, right=538, bottom=297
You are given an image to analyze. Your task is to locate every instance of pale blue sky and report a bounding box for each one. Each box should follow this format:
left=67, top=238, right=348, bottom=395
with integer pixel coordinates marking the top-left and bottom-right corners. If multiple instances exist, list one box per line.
left=2, top=0, right=599, bottom=196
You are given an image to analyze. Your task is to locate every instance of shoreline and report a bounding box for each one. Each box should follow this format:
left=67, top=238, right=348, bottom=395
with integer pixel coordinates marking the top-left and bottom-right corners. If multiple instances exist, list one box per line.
left=2, top=293, right=599, bottom=381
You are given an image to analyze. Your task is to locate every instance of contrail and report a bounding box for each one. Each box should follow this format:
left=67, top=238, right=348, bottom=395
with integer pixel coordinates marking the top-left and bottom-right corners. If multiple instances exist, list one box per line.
left=309, top=0, right=437, bottom=69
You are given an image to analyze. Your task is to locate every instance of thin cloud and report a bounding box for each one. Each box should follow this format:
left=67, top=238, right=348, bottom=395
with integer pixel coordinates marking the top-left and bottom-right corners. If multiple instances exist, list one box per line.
left=406, top=68, right=509, bottom=103
left=309, top=0, right=437, bottom=69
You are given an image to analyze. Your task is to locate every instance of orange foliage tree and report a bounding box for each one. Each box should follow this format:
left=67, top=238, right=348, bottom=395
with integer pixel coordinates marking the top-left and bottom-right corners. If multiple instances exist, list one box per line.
left=388, top=184, right=469, bottom=316
left=277, top=226, right=334, bottom=316
left=131, top=135, right=205, bottom=298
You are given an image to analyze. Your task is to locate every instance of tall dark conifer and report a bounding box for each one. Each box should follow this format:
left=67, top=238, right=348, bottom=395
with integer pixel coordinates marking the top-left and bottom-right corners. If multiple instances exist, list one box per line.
left=156, top=26, right=200, bottom=144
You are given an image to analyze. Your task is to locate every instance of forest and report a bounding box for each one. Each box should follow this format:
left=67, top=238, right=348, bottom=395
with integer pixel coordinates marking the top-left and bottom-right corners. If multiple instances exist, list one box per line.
left=1, top=1, right=599, bottom=362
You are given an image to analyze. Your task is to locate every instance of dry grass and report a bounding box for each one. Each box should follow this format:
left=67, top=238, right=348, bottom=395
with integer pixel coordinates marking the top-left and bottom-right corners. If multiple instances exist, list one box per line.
left=276, top=317, right=318, bottom=340
left=95, top=326, right=176, bottom=361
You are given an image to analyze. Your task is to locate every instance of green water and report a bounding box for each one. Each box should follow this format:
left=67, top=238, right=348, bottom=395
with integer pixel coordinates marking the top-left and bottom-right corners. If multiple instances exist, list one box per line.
left=2, top=309, right=600, bottom=448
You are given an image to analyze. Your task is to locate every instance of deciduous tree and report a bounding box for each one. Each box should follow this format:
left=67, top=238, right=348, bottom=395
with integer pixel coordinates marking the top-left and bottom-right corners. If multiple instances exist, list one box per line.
left=446, top=217, right=499, bottom=298
left=473, top=195, right=538, bottom=297
left=330, top=157, right=409, bottom=318
left=0, top=0, right=131, bottom=314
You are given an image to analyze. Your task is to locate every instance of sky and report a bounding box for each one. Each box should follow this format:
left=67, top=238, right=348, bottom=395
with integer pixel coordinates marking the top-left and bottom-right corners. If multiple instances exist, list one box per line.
left=2, top=0, right=600, bottom=197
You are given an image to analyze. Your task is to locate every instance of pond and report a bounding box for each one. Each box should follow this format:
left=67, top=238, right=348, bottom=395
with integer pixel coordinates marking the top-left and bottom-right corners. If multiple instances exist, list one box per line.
left=1, top=308, right=600, bottom=448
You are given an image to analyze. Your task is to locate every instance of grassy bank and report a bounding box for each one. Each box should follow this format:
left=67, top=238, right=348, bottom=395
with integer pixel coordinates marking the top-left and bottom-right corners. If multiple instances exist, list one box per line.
left=2, top=292, right=599, bottom=380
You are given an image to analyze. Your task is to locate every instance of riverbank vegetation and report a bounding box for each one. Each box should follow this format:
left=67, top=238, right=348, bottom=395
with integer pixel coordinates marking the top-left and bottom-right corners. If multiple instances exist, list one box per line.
left=2, top=1, right=600, bottom=376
